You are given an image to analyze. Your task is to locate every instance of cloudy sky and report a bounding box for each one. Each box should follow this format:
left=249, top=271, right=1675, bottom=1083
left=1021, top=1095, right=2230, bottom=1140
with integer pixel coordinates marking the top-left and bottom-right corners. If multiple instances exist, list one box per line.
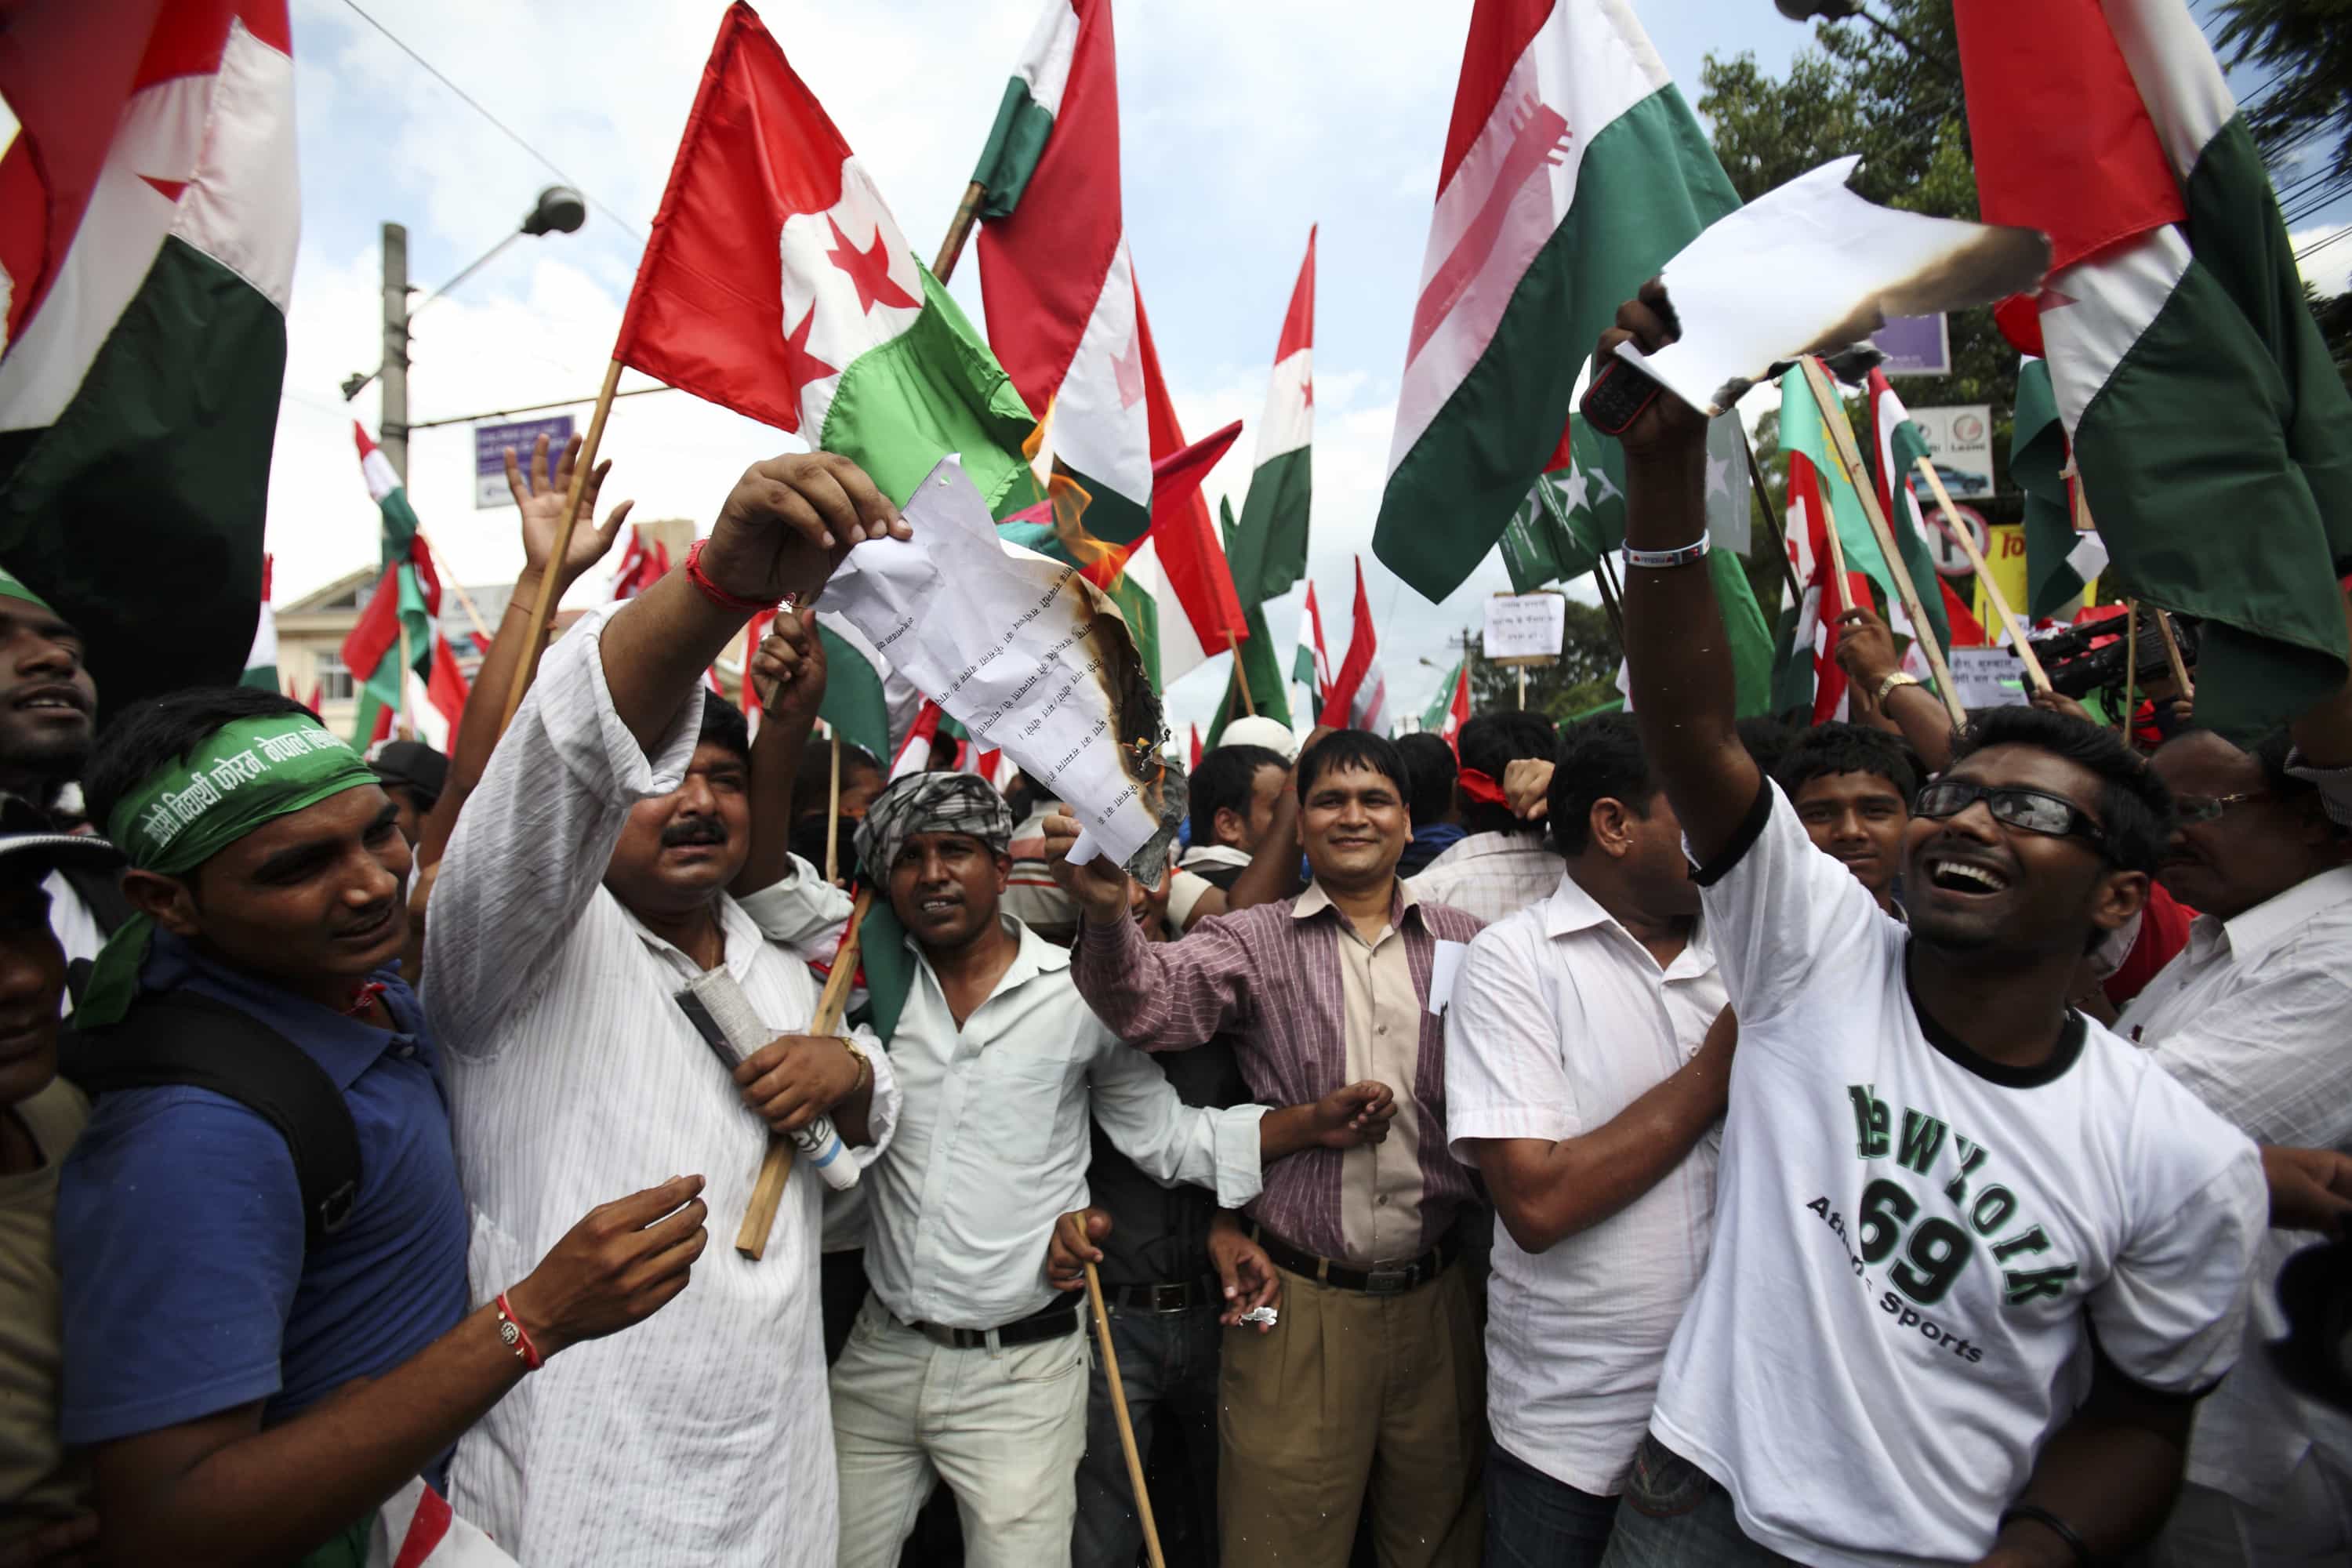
left=269, top=0, right=2350, bottom=735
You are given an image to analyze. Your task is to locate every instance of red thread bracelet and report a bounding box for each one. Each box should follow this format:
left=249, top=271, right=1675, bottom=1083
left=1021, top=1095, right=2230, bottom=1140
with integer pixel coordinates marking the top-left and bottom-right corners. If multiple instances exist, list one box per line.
left=684, top=539, right=785, bottom=615
left=495, top=1291, right=544, bottom=1371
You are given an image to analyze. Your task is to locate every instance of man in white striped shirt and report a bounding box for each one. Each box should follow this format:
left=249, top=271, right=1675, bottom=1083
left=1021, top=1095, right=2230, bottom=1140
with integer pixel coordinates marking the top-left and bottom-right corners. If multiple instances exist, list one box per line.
left=424, top=453, right=913, bottom=1567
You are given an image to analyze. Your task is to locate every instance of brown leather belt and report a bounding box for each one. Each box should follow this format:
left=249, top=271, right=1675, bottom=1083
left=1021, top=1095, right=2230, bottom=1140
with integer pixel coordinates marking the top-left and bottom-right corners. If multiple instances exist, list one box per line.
left=1247, top=1223, right=1460, bottom=1296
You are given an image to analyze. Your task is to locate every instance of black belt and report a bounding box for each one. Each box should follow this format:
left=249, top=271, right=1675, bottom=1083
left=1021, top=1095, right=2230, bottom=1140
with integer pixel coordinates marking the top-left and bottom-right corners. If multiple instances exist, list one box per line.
left=1248, top=1223, right=1459, bottom=1296
left=1102, top=1276, right=1221, bottom=1315
left=891, top=1297, right=1083, bottom=1350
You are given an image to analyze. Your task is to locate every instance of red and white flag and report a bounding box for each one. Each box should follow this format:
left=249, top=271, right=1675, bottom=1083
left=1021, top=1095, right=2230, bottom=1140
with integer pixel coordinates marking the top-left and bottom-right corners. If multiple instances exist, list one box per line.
left=1320, top=560, right=1388, bottom=733
left=890, top=700, right=945, bottom=781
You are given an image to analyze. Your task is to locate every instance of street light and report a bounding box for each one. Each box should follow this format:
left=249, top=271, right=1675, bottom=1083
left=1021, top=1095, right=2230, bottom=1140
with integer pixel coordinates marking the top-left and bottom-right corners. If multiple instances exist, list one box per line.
left=339, top=186, right=591, bottom=479
left=1772, top=0, right=1958, bottom=79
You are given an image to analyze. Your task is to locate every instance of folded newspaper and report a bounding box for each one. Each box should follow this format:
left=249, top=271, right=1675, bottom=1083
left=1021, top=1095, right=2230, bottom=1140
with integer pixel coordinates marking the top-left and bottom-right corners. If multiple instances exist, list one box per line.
left=821, top=457, right=1185, bottom=879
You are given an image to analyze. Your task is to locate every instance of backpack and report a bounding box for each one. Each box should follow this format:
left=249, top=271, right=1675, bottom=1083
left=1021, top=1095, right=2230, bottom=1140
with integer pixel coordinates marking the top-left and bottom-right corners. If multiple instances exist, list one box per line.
left=61, top=991, right=360, bottom=1247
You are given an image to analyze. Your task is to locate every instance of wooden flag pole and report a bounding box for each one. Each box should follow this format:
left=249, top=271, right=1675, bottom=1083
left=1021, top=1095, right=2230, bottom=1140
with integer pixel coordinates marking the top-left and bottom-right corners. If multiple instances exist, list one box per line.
left=736, top=887, right=873, bottom=1258
left=1226, top=631, right=1257, bottom=716
left=1084, top=1258, right=1169, bottom=1568
left=1912, top=457, right=2051, bottom=695
left=498, top=358, right=624, bottom=735
left=419, top=533, right=494, bottom=644
left=2153, top=608, right=2196, bottom=702
left=932, top=180, right=988, bottom=284
left=1590, top=554, right=1628, bottom=648
left=2120, top=604, right=2140, bottom=746
left=1737, top=425, right=1802, bottom=604
left=1517, top=666, right=1528, bottom=710
left=1798, top=358, right=1966, bottom=729
left=824, top=729, right=843, bottom=884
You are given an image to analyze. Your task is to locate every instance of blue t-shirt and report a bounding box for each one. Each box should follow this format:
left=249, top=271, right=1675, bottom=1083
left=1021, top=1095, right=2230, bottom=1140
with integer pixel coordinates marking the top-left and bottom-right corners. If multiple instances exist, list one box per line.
left=56, top=931, right=470, bottom=1448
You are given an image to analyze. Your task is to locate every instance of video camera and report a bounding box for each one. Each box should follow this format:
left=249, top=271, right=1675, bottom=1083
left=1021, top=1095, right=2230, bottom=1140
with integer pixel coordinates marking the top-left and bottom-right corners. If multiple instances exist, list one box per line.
left=2027, top=612, right=2199, bottom=703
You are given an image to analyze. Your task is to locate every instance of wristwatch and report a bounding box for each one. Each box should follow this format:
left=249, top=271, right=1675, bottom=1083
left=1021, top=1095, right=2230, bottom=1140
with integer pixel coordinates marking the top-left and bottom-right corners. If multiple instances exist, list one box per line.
left=837, top=1035, right=871, bottom=1094
left=1874, top=670, right=1921, bottom=706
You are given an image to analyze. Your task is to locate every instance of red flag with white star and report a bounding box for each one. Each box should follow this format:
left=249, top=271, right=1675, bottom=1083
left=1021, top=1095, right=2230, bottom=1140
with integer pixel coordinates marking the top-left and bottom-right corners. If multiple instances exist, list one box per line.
left=611, top=2, right=1034, bottom=511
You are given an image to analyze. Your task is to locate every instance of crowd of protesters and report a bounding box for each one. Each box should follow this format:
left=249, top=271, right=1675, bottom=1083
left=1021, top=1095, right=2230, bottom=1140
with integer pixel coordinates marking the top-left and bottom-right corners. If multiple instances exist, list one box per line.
left=2, top=289, right=2351, bottom=1568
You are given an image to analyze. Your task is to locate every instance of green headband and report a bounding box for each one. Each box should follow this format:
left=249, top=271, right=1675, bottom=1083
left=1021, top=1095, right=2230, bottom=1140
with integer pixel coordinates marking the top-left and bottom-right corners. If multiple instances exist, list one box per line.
left=78, top=713, right=383, bottom=1026
left=0, top=567, right=56, bottom=615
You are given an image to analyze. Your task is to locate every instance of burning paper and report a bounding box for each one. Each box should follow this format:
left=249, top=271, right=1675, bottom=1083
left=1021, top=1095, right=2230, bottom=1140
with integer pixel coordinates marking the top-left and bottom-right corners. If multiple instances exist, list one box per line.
left=1620, top=156, right=2050, bottom=416
left=822, top=457, right=1184, bottom=877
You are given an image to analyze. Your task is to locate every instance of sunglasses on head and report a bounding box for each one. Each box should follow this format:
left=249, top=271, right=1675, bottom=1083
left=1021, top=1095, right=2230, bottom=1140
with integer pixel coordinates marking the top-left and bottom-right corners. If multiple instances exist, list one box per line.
left=1911, top=779, right=2107, bottom=851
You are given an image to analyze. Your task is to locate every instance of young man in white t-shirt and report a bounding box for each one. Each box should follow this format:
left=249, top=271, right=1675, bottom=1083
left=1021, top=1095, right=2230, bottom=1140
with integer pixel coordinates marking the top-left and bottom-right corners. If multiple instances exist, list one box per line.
left=1595, top=284, right=2270, bottom=1568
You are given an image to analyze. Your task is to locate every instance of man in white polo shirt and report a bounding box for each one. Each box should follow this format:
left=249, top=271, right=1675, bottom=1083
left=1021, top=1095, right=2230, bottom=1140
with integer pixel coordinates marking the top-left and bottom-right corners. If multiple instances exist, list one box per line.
left=1595, top=285, right=2268, bottom=1568
left=1446, top=711, right=1733, bottom=1566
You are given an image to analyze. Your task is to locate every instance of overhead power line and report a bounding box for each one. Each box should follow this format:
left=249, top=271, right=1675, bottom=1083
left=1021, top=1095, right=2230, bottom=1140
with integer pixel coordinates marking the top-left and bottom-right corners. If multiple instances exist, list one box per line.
left=336, top=0, right=644, bottom=244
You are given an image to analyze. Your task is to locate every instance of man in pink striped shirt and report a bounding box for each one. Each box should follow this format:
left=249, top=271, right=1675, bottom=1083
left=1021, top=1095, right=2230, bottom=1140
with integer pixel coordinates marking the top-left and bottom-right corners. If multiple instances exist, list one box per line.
left=1054, top=728, right=1486, bottom=1568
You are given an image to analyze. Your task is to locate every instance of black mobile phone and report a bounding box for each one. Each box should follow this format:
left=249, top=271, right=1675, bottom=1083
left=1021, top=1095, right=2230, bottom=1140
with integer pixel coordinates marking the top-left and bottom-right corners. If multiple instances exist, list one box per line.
left=1579, top=354, right=1668, bottom=437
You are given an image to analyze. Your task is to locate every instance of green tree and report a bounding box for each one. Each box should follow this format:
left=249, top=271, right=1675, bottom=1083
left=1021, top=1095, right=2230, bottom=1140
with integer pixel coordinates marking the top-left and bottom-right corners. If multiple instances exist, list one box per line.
left=2216, top=0, right=2352, bottom=200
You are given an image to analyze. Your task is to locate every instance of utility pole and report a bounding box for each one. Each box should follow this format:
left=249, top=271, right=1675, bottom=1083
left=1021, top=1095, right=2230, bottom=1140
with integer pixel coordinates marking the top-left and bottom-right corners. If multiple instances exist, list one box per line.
left=379, top=222, right=409, bottom=484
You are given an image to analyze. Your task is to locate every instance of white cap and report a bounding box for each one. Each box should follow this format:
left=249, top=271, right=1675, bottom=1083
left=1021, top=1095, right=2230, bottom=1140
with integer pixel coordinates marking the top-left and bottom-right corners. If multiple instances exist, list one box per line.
left=1216, top=716, right=1298, bottom=760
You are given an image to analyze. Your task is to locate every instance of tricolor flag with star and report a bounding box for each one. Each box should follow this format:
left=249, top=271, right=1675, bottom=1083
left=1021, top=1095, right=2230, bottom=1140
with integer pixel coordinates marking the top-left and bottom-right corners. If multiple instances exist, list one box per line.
left=1207, top=498, right=1294, bottom=744
left=971, top=0, right=1249, bottom=691
left=1373, top=0, right=1741, bottom=602
left=1226, top=228, right=1316, bottom=609
left=1956, top=0, right=2352, bottom=739
left=2009, top=356, right=2106, bottom=619
left=345, top=423, right=466, bottom=745
left=613, top=2, right=1036, bottom=513
left=1420, top=659, right=1472, bottom=751
left=0, top=0, right=296, bottom=714
left=971, top=0, right=1153, bottom=545
left=1294, top=578, right=1334, bottom=719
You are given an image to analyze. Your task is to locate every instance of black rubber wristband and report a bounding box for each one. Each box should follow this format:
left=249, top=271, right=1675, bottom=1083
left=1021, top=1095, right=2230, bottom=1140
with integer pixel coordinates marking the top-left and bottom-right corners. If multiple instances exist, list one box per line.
left=1997, top=1504, right=2092, bottom=1568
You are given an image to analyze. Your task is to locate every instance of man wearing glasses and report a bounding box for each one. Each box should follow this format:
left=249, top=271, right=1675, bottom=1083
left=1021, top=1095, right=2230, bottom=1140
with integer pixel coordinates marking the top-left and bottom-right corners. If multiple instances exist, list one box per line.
left=2122, top=720, right=2352, bottom=1566
left=1589, top=283, right=2272, bottom=1568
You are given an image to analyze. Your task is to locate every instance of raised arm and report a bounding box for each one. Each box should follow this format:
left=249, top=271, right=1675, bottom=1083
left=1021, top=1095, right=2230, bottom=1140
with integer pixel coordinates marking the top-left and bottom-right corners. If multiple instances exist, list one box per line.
left=1608, top=284, right=1763, bottom=866
left=596, top=453, right=906, bottom=751
left=1833, top=602, right=1958, bottom=775
left=423, top=457, right=905, bottom=1045
left=731, top=609, right=826, bottom=898
left=416, top=434, right=631, bottom=870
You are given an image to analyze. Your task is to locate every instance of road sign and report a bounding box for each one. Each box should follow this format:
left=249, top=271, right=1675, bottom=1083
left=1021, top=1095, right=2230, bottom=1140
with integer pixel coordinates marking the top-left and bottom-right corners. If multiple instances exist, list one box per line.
left=1926, top=502, right=1990, bottom=579
left=474, top=415, right=577, bottom=508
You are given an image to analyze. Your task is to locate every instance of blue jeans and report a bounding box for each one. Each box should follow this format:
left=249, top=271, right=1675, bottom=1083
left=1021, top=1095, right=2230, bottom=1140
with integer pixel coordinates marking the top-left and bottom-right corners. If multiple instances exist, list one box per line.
left=1073, top=1303, right=1225, bottom=1568
left=1484, top=1443, right=1617, bottom=1568
left=1597, top=1436, right=1797, bottom=1568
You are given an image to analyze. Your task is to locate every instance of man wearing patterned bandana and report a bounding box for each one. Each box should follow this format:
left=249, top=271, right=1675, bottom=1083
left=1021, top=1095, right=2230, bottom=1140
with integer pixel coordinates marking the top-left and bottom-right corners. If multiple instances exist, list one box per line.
left=51, top=686, right=707, bottom=1565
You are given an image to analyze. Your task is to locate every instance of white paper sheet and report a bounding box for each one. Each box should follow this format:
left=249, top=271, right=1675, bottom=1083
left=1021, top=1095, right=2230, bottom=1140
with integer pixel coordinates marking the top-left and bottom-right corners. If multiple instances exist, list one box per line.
left=1623, top=156, right=2049, bottom=416
left=822, top=458, right=1175, bottom=873
left=1428, top=940, right=1468, bottom=1016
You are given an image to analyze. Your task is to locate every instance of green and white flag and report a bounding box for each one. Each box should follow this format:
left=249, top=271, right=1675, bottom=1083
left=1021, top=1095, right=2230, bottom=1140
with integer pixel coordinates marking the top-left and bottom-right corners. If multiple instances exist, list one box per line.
left=2011, top=357, right=2107, bottom=620
left=1958, top=0, right=2352, bottom=737
left=1374, top=0, right=1740, bottom=601
left=0, top=3, right=296, bottom=713
left=1227, top=230, right=1316, bottom=608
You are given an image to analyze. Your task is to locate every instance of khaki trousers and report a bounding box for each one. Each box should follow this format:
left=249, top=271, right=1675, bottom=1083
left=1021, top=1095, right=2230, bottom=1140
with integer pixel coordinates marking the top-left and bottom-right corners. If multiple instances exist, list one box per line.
left=1218, top=1258, right=1485, bottom=1568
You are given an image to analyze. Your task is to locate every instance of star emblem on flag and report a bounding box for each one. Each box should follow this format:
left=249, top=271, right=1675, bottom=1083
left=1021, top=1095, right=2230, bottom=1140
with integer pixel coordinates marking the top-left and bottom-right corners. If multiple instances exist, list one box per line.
left=779, top=304, right=839, bottom=394
left=825, top=214, right=920, bottom=315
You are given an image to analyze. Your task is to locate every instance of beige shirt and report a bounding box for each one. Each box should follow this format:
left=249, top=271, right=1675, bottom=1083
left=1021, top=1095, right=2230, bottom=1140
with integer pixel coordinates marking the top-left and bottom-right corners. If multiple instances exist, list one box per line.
left=0, top=1078, right=90, bottom=1538
left=1302, top=880, right=1431, bottom=1262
